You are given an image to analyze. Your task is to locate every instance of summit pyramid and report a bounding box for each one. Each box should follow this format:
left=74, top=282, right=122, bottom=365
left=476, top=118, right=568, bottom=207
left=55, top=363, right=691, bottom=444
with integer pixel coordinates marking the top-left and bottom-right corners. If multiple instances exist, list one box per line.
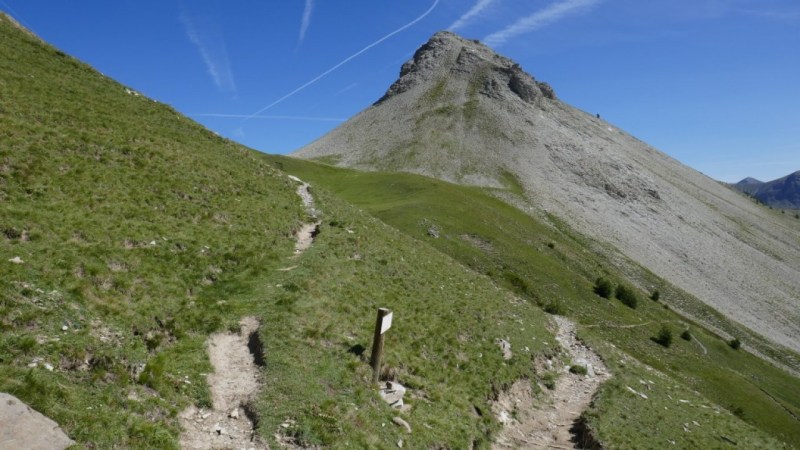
left=295, top=31, right=800, bottom=356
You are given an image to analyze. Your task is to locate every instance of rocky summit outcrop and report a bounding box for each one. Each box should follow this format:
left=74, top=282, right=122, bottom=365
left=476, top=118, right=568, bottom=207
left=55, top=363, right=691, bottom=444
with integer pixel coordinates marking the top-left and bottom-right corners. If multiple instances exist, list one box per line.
left=378, top=31, right=554, bottom=105
left=293, top=31, right=800, bottom=359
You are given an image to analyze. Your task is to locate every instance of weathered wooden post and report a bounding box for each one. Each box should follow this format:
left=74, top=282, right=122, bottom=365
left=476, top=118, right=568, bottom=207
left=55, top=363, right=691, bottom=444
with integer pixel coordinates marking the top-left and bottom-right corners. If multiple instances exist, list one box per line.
left=370, top=307, right=393, bottom=383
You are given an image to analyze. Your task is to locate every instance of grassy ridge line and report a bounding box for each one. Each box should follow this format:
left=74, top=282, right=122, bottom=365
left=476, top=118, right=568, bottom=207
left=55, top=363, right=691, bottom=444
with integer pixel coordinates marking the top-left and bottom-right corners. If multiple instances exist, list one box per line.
left=266, top=155, right=799, bottom=448
left=0, top=14, right=303, bottom=448
left=252, top=186, right=557, bottom=448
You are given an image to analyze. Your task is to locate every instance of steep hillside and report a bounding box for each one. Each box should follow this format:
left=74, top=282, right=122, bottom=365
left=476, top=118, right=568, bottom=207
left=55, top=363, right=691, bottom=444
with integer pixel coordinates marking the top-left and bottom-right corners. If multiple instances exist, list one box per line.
left=734, top=171, right=800, bottom=210
left=0, top=11, right=308, bottom=447
left=0, top=14, right=558, bottom=449
left=271, top=155, right=800, bottom=448
left=295, top=31, right=800, bottom=357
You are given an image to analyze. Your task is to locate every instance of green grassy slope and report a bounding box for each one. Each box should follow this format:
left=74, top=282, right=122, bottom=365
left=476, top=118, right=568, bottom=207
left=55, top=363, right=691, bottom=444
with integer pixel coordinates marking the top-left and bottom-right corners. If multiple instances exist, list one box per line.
left=268, top=155, right=800, bottom=448
left=250, top=188, right=556, bottom=448
left=0, top=13, right=304, bottom=447
left=0, top=14, right=558, bottom=449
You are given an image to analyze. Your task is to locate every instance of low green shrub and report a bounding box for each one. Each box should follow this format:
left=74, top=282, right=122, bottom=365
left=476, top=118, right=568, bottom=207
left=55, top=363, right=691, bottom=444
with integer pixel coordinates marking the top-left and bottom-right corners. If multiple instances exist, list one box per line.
left=650, top=289, right=660, bottom=301
left=729, top=338, right=742, bottom=350
left=543, top=300, right=565, bottom=315
left=680, top=330, right=692, bottom=341
left=593, top=277, right=613, bottom=298
left=653, top=326, right=673, bottom=348
left=615, top=284, right=639, bottom=309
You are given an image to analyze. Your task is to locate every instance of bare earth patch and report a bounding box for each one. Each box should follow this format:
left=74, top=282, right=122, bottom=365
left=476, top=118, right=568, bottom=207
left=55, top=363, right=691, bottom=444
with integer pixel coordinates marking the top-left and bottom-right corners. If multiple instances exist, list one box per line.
left=289, top=176, right=320, bottom=256
left=180, top=175, right=321, bottom=449
left=492, top=317, right=609, bottom=449
left=179, top=317, right=267, bottom=449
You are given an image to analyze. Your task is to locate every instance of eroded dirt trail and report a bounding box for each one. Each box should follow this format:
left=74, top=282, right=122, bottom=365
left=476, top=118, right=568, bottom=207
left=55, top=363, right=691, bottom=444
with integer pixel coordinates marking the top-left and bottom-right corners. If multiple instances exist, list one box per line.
left=288, top=175, right=320, bottom=256
left=492, top=316, right=610, bottom=449
left=179, top=317, right=267, bottom=449
left=179, top=176, right=320, bottom=449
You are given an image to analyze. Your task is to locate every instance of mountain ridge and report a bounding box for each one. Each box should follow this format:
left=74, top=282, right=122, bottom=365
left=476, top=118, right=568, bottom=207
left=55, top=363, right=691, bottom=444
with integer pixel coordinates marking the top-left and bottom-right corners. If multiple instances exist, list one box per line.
left=294, top=31, right=800, bottom=356
left=734, top=170, right=800, bottom=209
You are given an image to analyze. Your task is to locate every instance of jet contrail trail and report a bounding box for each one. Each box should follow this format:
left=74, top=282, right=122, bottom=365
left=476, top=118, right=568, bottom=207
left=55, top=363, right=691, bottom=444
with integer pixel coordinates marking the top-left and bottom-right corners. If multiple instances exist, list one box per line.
left=194, top=113, right=345, bottom=122
left=244, top=0, right=440, bottom=121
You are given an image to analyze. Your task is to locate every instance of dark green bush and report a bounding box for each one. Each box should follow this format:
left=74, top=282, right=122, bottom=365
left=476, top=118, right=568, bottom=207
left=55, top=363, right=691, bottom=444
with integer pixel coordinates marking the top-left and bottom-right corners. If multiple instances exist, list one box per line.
left=650, top=290, right=660, bottom=301
left=543, top=300, right=565, bottom=315
left=615, top=284, right=639, bottom=309
left=653, top=326, right=673, bottom=348
left=680, top=330, right=692, bottom=341
left=593, top=277, right=613, bottom=298
left=729, top=338, right=741, bottom=350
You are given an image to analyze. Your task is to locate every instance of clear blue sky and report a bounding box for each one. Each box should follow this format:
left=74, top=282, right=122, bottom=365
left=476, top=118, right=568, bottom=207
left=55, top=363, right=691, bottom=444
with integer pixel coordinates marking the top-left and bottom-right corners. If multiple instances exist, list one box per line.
left=3, top=0, right=798, bottom=182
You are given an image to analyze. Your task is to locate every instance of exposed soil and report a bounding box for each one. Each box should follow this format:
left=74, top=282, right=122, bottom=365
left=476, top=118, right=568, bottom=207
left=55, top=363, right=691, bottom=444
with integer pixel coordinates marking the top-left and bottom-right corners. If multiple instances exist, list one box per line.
left=179, top=317, right=267, bottom=449
left=179, top=176, right=320, bottom=449
left=289, top=176, right=320, bottom=256
left=492, top=317, right=610, bottom=449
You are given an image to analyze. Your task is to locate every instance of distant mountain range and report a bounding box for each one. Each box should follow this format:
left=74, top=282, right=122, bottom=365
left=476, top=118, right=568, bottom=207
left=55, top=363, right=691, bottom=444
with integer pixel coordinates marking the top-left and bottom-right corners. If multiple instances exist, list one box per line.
left=733, top=171, right=800, bottom=209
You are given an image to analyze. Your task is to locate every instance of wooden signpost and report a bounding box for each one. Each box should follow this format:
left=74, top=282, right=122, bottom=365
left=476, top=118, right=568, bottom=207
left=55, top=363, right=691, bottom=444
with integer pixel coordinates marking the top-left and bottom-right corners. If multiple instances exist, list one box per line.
left=370, top=308, right=393, bottom=383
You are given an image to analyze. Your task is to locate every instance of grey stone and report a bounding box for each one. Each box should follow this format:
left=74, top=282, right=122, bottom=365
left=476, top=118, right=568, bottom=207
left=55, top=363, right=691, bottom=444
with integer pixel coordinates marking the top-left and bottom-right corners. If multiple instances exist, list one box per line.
left=379, top=382, right=407, bottom=408
left=0, top=393, right=74, bottom=450
left=392, top=416, right=412, bottom=434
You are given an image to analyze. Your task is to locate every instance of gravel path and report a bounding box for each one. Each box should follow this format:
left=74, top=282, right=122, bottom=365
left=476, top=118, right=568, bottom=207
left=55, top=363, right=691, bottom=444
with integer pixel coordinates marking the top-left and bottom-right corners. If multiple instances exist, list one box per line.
left=492, top=317, right=610, bottom=449
left=179, top=176, right=320, bottom=449
left=179, top=317, right=267, bottom=449
left=289, top=176, right=320, bottom=256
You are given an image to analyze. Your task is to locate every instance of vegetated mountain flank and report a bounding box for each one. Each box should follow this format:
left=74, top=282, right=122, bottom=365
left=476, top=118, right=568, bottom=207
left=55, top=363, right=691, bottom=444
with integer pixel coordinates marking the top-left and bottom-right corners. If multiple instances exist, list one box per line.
left=733, top=170, right=800, bottom=209
left=0, top=14, right=566, bottom=449
left=295, top=31, right=800, bottom=358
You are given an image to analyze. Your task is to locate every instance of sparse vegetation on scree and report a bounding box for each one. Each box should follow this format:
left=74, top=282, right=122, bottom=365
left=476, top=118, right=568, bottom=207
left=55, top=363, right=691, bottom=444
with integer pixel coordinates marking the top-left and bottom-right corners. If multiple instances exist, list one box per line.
left=269, top=155, right=800, bottom=449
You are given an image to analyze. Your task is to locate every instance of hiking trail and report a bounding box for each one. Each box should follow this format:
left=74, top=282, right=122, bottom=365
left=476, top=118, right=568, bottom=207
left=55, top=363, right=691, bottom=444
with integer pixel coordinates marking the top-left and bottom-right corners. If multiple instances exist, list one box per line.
left=492, top=316, right=610, bottom=449
left=288, top=175, right=320, bottom=256
left=179, top=176, right=319, bottom=449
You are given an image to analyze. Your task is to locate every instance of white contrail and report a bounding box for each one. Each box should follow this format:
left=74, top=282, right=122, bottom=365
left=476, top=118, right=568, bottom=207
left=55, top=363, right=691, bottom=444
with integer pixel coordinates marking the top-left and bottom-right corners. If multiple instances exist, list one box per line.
left=299, top=0, right=314, bottom=43
left=179, top=11, right=237, bottom=95
left=448, top=0, right=498, bottom=31
left=244, top=0, right=440, bottom=121
left=484, top=0, right=602, bottom=47
left=195, top=113, right=345, bottom=122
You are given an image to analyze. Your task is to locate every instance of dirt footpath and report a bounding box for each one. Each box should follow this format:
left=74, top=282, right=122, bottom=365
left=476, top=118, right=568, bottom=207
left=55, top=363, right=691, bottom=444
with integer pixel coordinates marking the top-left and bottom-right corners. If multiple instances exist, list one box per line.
left=492, top=316, right=610, bottom=449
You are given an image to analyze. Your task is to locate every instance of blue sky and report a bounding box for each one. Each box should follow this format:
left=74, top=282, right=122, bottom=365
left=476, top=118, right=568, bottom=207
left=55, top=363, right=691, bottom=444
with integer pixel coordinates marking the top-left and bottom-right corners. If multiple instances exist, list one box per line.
left=3, top=0, right=798, bottom=182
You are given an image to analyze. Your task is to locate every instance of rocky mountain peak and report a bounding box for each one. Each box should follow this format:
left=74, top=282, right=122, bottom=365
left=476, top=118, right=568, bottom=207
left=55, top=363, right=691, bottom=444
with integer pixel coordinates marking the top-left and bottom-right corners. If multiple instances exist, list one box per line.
left=736, top=177, right=764, bottom=185
left=378, top=31, right=555, bottom=105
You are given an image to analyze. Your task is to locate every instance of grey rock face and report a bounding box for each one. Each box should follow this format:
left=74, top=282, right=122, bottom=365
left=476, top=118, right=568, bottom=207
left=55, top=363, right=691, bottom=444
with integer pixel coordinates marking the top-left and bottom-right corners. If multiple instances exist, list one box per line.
left=0, top=393, right=74, bottom=450
left=378, top=31, right=555, bottom=106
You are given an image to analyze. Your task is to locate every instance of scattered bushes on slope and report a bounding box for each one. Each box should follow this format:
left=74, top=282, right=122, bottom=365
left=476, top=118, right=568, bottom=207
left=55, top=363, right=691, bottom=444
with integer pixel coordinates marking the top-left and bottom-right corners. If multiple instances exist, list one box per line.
left=653, top=326, right=673, bottom=348
left=593, top=277, right=613, bottom=298
left=615, top=284, right=639, bottom=309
